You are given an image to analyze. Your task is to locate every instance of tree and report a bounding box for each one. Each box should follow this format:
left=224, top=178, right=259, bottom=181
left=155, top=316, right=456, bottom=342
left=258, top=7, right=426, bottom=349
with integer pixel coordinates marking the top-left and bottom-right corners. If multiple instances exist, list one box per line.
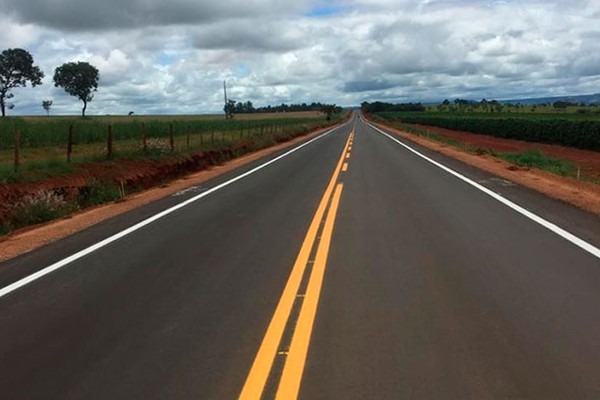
left=42, top=100, right=53, bottom=116
left=53, top=61, right=99, bottom=117
left=0, top=48, right=44, bottom=117
left=320, top=104, right=338, bottom=121
left=224, top=99, right=235, bottom=119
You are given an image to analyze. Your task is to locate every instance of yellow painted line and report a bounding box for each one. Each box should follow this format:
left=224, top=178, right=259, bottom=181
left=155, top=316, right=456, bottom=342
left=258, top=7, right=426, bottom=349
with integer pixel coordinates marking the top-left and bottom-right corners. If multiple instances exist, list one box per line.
left=239, top=133, right=352, bottom=400
left=342, top=163, right=348, bottom=172
left=348, top=146, right=352, bottom=151
left=346, top=152, right=351, bottom=159
left=276, top=183, right=344, bottom=399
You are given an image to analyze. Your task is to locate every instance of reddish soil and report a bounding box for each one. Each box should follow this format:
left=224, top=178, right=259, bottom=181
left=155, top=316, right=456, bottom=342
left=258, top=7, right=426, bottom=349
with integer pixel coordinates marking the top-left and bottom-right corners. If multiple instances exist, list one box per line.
left=366, top=117, right=600, bottom=217
left=409, top=123, right=600, bottom=181
left=0, top=144, right=249, bottom=211
left=0, top=125, right=339, bottom=262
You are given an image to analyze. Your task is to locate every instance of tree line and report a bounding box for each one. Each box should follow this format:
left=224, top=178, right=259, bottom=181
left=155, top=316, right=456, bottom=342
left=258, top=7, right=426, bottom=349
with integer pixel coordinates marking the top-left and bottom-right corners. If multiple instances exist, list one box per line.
left=360, top=101, right=426, bottom=113
left=224, top=100, right=342, bottom=120
left=0, top=48, right=99, bottom=117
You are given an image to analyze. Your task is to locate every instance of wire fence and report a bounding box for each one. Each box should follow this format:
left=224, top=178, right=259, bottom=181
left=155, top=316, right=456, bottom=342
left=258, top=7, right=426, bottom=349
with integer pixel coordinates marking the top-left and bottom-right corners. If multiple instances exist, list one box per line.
left=0, top=115, right=339, bottom=181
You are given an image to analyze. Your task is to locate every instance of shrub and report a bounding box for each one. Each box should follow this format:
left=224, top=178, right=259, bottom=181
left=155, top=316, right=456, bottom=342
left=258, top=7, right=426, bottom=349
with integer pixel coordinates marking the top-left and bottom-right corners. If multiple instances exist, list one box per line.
left=4, top=190, right=76, bottom=227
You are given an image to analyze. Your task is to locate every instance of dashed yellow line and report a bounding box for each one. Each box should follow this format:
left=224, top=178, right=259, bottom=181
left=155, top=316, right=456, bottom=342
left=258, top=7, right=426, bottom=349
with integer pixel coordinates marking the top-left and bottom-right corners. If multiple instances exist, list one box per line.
left=342, top=163, right=348, bottom=172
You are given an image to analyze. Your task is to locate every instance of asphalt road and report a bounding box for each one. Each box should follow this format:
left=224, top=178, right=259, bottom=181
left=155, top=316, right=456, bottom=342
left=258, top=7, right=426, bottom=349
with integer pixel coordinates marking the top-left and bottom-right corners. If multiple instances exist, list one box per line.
left=1, top=113, right=599, bottom=399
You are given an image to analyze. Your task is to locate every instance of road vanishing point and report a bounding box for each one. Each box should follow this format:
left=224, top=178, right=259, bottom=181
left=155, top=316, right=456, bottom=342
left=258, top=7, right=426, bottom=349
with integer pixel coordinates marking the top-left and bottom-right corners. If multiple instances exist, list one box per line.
left=1, top=113, right=600, bottom=399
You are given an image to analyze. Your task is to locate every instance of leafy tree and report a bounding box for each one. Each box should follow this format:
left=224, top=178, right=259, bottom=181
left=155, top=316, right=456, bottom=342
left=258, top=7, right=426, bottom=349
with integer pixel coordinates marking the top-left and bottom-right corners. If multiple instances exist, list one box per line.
left=224, top=99, right=236, bottom=119
left=320, top=104, right=338, bottom=121
left=53, top=61, right=99, bottom=116
left=0, top=48, right=44, bottom=117
left=42, top=99, right=53, bottom=116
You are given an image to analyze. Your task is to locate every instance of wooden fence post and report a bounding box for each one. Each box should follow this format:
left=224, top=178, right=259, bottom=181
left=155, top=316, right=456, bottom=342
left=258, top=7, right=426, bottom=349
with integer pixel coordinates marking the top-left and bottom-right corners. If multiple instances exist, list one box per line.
left=169, top=123, right=175, bottom=152
left=142, top=123, right=147, bottom=153
left=107, top=124, right=113, bottom=159
left=13, top=126, right=20, bottom=173
left=186, top=125, right=191, bottom=150
left=67, top=124, right=73, bottom=162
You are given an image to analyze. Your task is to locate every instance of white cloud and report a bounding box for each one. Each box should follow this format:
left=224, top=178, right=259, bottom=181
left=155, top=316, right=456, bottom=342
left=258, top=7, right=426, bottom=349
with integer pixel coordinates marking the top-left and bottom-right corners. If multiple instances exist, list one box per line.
left=1, top=0, right=599, bottom=115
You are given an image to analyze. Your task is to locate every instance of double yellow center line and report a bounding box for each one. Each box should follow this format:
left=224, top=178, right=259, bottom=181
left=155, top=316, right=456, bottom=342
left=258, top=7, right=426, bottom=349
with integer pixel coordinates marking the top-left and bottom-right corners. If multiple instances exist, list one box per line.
left=239, top=131, right=354, bottom=399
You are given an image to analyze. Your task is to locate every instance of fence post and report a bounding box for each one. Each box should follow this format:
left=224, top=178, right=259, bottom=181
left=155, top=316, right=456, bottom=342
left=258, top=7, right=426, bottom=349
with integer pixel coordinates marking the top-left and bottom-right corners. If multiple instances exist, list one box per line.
left=67, top=124, right=73, bottom=162
left=186, top=125, right=191, bottom=150
left=13, top=126, right=20, bottom=173
left=169, top=123, right=175, bottom=152
left=107, top=124, right=113, bottom=159
left=142, top=122, right=147, bottom=153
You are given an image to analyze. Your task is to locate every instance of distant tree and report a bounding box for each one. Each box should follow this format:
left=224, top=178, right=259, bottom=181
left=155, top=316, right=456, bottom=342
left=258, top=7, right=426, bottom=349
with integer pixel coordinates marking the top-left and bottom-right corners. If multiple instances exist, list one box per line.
left=553, top=101, right=571, bottom=111
left=53, top=61, right=99, bottom=117
left=42, top=99, right=53, bottom=116
left=224, top=99, right=236, bottom=119
left=320, top=104, right=338, bottom=121
left=128, top=111, right=134, bottom=116
left=0, top=48, right=44, bottom=117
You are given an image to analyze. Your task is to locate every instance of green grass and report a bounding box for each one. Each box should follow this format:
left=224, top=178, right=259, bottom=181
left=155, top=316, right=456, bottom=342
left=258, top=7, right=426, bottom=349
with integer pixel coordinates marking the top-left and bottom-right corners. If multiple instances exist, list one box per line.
left=0, top=158, right=76, bottom=183
left=496, top=150, right=574, bottom=176
left=77, top=180, right=122, bottom=208
left=375, top=117, right=580, bottom=179
left=0, top=112, right=345, bottom=182
left=0, top=112, right=349, bottom=237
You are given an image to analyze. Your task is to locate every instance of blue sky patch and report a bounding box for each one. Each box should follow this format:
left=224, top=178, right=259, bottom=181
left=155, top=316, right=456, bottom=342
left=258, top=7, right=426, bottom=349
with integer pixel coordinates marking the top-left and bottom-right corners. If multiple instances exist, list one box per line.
left=305, top=5, right=343, bottom=17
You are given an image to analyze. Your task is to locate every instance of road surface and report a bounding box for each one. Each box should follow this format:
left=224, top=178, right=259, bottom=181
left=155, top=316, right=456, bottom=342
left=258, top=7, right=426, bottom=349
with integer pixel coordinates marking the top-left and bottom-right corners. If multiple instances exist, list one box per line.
left=1, top=113, right=599, bottom=399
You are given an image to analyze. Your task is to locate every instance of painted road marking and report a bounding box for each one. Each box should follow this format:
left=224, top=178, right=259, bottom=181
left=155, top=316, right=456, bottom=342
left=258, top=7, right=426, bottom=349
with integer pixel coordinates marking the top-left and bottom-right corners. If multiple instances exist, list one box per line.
left=342, top=163, right=348, bottom=172
left=276, top=183, right=344, bottom=399
left=364, top=118, right=600, bottom=260
left=346, top=153, right=351, bottom=159
left=0, top=122, right=351, bottom=300
left=239, top=132, right=352, bottom=400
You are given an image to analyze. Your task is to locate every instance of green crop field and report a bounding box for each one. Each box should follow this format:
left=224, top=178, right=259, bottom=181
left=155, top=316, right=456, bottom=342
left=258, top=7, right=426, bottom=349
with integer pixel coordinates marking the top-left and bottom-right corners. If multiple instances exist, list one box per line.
left=0, top=112, right=342, bottom=182
left=375, top=111, right=600, bottom=151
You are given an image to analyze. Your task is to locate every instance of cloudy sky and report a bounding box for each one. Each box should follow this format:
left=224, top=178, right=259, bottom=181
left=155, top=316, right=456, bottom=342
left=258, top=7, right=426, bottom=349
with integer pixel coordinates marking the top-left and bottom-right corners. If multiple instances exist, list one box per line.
left=1, top=0, right=599, bottom=115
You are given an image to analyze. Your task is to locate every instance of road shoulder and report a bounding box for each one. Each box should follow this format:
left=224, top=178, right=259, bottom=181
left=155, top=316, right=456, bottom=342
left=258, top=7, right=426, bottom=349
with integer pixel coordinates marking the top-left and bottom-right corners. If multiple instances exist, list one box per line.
left=0, top=125, right=338, bottom=263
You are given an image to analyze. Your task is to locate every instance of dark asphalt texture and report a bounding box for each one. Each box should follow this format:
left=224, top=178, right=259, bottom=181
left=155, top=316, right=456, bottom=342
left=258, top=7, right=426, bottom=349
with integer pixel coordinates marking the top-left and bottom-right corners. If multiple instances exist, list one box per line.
left=1, top=113, right=599, bottom=399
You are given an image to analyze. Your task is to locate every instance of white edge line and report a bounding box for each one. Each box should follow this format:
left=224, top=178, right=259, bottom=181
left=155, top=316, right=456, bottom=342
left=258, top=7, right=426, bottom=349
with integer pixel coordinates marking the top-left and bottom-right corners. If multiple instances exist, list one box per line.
left=0, top=122, right=349, bottom=299
left=362, top=117, right=600, bottom=260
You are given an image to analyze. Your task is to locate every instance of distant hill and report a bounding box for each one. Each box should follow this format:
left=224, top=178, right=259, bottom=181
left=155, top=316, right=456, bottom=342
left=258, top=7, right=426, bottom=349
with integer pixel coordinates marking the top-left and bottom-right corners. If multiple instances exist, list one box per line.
left=501, top=93, right=600, bottom=105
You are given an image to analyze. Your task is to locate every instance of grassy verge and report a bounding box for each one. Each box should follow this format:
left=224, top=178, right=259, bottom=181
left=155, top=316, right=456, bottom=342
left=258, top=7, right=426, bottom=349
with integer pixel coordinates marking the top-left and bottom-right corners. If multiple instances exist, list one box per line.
left=370, top=115, right=594, bottom=181
left=1, top=113, right=345, bottom=183
left=0, top=180, right=123, bottom=236
left=0, top=113, right=349, bottom=238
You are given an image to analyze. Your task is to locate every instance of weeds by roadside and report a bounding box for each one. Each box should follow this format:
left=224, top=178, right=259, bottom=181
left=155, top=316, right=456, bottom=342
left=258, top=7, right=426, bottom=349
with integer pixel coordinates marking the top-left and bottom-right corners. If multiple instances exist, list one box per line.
left=1, top=190, right=77, bottom=234
left=78, top=180, right=121, bottom=208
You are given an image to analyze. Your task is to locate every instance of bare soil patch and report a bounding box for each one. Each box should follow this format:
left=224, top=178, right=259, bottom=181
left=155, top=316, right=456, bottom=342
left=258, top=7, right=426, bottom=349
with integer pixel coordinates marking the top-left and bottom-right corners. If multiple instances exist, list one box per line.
left=410, top=123, right=600, bottom=181
left=367, top=119, right=600, bottom=217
